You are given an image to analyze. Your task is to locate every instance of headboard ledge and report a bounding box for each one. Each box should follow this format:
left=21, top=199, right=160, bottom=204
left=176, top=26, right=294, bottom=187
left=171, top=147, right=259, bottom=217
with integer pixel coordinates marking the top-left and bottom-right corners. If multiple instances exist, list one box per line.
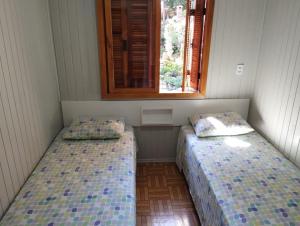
left=62, top=99, right=250, bottom=126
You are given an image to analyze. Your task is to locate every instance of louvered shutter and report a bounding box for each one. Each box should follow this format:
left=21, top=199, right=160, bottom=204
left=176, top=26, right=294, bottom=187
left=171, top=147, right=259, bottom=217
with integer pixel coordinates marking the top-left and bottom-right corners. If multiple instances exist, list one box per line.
left=184, top=0, right=206, bottom=91
left=111, top=0, right=127, bottom=88
left=190, top=0, right=205, bottom=90
left=109, top=0, right=155, bottom=90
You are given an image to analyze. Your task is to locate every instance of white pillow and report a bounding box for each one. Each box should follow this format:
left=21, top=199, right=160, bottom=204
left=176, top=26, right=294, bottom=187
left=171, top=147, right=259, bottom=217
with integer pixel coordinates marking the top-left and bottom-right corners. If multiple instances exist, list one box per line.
left=189, top=112, right=254, bottom=137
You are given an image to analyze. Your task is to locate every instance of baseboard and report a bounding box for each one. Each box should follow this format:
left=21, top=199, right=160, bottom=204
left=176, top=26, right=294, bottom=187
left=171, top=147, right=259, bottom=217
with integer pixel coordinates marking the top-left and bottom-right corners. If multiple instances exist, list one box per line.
left=137, top=158, right=176, bottom=163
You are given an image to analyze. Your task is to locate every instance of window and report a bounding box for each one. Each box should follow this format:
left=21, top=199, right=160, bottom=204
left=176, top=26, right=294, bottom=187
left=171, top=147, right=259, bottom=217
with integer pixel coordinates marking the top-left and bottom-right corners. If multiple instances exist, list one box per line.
left=97, top=0, right=214, bottom=99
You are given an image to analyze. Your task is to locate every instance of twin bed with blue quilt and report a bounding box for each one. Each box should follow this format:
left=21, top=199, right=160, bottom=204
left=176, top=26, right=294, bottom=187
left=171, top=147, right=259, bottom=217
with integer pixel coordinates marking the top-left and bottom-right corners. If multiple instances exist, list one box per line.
left=0, top=118, right=136, bottom=226
left=177, top=112, right=300, bottom=226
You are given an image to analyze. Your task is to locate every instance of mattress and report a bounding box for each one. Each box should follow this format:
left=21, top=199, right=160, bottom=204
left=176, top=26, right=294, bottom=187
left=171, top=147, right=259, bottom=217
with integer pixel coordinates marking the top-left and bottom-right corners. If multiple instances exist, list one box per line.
left=176, top=125, right=300, bottom=226
left=0, top=126, right=136, bottom=226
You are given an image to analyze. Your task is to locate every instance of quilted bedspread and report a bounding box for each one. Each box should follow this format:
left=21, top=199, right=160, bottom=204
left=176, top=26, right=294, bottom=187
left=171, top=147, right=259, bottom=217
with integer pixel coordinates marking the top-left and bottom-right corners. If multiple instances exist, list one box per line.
left=0, top=126, right=136, bottom=226
left=176, top=125, right=300, bottom=226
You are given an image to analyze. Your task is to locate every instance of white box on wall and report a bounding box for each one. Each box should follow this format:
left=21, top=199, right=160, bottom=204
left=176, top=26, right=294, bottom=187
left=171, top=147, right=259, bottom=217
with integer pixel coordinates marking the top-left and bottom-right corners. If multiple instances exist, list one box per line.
left=141, top=107, right=173, bottom=126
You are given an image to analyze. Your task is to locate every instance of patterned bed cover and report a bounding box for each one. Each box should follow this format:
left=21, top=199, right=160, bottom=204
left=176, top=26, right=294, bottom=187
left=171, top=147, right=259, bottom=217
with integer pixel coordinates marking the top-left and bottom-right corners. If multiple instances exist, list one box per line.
left=176, top=125, right=300, bottom=226
left=0, top=126, right=136, bottom=226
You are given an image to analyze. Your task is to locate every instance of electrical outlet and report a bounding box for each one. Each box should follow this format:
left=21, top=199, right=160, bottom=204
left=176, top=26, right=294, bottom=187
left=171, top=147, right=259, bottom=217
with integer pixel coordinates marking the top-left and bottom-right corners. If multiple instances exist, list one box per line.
left=236, top=64, right=245, bottom=76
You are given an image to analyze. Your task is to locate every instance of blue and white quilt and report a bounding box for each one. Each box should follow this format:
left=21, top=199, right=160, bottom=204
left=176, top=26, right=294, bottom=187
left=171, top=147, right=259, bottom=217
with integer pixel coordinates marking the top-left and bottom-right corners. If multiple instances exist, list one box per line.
left=0, top=126, right=136, bottom=226
left=176, top=125, right=300, bottom=226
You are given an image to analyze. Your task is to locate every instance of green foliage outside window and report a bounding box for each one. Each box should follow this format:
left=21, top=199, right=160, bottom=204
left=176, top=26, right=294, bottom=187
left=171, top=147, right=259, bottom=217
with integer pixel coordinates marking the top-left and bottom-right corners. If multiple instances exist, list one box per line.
left=160, top=60, right=183, bottom=89
left=160, top=0, right=186, bottom=91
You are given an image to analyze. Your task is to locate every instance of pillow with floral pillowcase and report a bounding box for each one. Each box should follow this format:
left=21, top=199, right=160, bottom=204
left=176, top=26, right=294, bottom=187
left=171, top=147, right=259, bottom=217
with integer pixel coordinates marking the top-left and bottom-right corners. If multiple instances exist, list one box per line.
left=63, top=116, right=125, bottom=140
left=189, top=112, right=254, bottom=138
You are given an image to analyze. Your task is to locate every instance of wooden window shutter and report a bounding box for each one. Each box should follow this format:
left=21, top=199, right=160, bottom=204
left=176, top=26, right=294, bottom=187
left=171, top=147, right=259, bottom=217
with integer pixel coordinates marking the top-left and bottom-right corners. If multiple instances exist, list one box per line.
left=111, top=0, right=128, bottom=88
left=127, top=0, right=154, bottom=88
left=104, top=0, right=158, bottom=93
left=190, top=0, right=206, bottom=90
left=182, top=0, right=192, bottom=92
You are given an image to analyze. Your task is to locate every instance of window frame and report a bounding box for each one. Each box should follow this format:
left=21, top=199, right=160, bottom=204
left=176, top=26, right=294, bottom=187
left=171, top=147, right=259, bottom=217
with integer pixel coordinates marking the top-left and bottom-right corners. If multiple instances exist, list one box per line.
left=97, top=0, right=214, bottom=100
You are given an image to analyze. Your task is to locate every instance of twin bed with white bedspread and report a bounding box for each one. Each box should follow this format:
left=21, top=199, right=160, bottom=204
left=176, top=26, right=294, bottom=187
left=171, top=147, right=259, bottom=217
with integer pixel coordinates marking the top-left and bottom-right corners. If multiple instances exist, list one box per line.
left=0, top=126, right=136, bottom=226
left=176, top=125, right=300, bottom=225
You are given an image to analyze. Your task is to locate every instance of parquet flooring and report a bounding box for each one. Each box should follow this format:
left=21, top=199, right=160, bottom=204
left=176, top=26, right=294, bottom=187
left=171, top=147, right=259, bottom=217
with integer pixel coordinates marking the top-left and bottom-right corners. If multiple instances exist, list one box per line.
left=136, top=163, right=201, bottom=226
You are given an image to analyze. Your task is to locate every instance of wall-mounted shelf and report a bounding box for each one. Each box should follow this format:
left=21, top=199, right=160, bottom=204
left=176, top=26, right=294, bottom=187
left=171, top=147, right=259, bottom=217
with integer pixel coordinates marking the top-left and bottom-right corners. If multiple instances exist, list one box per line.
left=141, top=107, right=173, bottom=126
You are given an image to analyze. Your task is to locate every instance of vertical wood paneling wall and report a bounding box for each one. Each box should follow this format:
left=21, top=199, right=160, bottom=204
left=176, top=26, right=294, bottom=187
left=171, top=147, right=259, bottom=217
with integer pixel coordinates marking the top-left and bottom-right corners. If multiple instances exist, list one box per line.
left=0, top=0, right=62, bottom=217
left=49, top=0, right=100, bottom=101
left=205, top=0, right=266, bottom=98
left=49, top=0, right=266, bottom=100
left=249, top=0, right=300, bottom=168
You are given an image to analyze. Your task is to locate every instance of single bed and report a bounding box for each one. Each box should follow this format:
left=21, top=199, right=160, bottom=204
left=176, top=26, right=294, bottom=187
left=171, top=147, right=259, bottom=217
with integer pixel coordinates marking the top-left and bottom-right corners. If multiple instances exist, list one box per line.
left=0, top=126, right=136, bottom=226
left=176, top=125, right=300, bottom=226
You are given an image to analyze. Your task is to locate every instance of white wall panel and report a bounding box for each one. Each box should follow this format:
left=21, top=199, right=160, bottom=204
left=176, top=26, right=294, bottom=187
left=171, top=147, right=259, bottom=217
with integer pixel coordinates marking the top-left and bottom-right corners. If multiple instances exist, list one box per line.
left=206, top=0, right=266, bottom=98
left=49, top=0, right=266, bottom=100
left=62, top=99, right=250, bottom=126
left=135, top=126, right=180, bottom=162
left=0, top=0, right=62, bottom=217
left=249, top=0, right=300, bottom=168
left=49, top=0, right=100, bottom=100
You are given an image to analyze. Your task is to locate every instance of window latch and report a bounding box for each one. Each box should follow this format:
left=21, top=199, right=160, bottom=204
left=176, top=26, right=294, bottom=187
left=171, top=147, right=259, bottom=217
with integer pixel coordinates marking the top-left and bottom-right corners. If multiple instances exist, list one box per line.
left=190, top=9, right=195, bottom=16
left=123, top=40, right=128, bottom=51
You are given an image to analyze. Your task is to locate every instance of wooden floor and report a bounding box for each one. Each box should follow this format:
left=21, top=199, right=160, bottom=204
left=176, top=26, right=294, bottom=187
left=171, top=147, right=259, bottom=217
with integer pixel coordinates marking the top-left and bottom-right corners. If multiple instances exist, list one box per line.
left=136, top=163, right=200, bottom=226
